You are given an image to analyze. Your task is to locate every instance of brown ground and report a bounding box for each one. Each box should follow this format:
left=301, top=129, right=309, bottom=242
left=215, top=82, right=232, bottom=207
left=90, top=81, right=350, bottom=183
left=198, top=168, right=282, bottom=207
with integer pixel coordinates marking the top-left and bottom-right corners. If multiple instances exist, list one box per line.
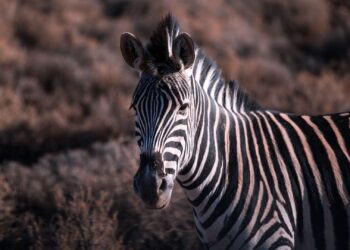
left=0, top=0, right=349, bottom=249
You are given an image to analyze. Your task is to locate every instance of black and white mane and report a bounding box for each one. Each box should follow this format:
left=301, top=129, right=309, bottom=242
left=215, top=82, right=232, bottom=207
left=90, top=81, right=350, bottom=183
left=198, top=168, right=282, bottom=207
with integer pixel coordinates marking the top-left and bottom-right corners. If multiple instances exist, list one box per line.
left=145, top=14, right=261, bottom=113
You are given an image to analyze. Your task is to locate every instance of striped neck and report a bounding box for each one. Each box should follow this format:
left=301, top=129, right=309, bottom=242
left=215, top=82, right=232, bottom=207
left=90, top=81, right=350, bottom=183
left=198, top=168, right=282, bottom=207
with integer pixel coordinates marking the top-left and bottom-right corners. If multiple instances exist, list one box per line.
left=177, top=81, right=244, bottom=243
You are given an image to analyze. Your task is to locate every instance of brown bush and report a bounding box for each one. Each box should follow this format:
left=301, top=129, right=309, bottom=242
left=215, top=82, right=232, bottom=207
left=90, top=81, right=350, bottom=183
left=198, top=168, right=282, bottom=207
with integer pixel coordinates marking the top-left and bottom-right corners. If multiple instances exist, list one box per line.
left=0, top=139, right=202, bottom=249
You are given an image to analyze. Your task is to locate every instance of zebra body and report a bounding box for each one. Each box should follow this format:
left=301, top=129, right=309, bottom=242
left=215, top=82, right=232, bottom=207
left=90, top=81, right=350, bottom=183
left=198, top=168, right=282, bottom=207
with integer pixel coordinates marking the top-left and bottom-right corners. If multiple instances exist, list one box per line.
left=120, top=14, right=350, bottom=249
left=180, top=105, right=350, bottom=249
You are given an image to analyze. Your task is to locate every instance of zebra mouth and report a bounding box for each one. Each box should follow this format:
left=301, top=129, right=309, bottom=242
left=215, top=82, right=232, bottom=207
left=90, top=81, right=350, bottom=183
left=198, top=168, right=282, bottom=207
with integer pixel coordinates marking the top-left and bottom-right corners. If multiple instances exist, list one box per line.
left=147, top=203, right=167, bottom=209
left=145, top=198, right=170, bottom=209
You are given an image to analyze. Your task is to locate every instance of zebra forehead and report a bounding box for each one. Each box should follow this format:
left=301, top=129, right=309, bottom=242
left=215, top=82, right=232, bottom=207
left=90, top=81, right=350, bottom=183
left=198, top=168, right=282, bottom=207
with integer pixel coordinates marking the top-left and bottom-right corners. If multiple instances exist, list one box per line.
left=132, top=74, right=189, bottom=107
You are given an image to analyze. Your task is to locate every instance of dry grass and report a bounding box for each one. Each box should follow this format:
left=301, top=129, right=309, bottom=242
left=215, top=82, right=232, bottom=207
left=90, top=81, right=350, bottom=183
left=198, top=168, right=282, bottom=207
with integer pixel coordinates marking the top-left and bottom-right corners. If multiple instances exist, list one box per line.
left=0, top=139, right=202, bottom=249
left=0, top=0, right=349, bottom=249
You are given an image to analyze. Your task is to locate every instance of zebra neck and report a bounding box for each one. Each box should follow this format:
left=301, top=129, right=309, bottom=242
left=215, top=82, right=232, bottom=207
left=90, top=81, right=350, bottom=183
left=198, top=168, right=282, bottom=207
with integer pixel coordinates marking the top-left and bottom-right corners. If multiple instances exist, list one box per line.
left=178, top=87, right=245, bottom=211
left=177, top=94, right=265, bottom=242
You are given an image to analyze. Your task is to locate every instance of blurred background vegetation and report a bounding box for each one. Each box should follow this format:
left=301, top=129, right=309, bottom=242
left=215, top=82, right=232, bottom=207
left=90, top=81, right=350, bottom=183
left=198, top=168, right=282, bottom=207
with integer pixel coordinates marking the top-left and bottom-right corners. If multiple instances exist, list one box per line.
left=0, top=0, right=349, bottom=249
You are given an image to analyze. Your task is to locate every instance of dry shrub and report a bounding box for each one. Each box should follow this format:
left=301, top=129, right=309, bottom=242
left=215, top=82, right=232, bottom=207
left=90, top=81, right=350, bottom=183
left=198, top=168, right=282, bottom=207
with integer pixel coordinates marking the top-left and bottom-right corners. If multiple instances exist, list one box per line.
left=15, top=7, right=65, bottom=50
left=0, top=139, right=202, bottom=249
left=54, top=189, right=122, bottom=250
left=237, top=58, right=294, bottom=111
left=294, top=71, right=350, bottom=114
left=258, top=0, right=331, bottom=44
left=238, top=58, right=350, bottom=114
left=0, top=176, right=14, bottom=238
left=0, top=86, right=37, bottom=130
left=0, top=39, right=25, bottom=68
left=0, top=0, right=138, bottom=163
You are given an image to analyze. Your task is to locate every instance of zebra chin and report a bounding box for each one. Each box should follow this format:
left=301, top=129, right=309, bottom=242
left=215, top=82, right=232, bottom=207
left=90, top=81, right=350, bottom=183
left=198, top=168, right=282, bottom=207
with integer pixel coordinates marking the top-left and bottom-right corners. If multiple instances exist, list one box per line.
left=144, top=194, right=172, bottom=210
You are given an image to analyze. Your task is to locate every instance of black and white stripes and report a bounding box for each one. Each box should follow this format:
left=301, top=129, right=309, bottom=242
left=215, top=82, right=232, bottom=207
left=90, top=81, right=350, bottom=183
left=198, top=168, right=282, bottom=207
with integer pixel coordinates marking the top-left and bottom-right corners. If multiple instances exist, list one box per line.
left=120, top=14, right=350, bottom=249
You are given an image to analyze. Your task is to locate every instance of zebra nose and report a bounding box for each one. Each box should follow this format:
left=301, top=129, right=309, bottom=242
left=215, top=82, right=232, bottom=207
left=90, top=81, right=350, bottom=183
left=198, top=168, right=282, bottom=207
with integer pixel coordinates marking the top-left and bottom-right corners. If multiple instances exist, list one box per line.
left=134, top=166, right=168, bottom=194
left=140, top=152, right=167, bottom=177
left=134, top=152, right=174, bottom=203
left=145, top=153, right=168, bottom=194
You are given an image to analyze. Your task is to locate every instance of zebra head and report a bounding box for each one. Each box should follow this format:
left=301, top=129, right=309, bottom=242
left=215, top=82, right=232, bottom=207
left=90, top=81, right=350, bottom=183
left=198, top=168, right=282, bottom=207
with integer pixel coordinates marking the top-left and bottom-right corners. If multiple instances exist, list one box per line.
left=120, top=16, right=196, bottom=209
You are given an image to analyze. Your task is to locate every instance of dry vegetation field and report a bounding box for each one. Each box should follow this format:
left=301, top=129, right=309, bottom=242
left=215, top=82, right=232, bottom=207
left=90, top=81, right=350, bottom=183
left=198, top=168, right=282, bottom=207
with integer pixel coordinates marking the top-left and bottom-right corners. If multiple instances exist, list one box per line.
left=0, top=0, right=349, bottom=249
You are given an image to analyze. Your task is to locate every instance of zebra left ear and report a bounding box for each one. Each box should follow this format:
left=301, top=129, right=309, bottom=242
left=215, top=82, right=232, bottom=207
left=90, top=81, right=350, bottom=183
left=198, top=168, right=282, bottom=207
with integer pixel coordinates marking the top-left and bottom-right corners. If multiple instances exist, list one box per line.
left=120, top=32, right=146, bottom=71
left=172, top=33, right=195, bottom=70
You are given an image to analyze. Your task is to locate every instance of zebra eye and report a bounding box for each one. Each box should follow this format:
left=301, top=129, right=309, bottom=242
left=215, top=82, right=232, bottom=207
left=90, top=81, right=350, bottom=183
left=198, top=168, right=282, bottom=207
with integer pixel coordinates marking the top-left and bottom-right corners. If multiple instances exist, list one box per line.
left=178, top=103, right=189, bottom=115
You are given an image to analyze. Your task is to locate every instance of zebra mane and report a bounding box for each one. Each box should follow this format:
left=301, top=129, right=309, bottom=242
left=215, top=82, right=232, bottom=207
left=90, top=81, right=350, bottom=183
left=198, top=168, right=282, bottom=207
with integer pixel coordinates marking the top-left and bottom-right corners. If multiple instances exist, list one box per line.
left=146, top=14, right=181, bottom=67
left=146, top=14, right=261, bottom=112
left=192, top=48, right=261, bottom=112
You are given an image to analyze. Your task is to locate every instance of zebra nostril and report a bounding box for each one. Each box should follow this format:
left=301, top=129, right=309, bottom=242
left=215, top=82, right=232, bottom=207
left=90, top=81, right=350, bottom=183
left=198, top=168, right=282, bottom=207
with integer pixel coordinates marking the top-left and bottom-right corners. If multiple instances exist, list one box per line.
left=159, top=178, right=167, bottom=193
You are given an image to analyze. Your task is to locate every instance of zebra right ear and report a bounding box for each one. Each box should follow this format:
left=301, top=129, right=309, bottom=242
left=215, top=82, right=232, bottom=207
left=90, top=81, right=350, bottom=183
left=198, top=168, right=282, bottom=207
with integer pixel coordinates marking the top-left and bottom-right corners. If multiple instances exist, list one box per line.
left=120, top=32, right=146, bottom=71
left=172, top=33, right=195, bottom=70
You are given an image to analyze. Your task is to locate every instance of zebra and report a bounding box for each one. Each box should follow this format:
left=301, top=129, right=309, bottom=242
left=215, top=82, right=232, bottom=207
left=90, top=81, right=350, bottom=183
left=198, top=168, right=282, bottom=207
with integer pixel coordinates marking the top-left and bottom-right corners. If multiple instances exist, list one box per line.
left=120, top=14, right=350, bottom=249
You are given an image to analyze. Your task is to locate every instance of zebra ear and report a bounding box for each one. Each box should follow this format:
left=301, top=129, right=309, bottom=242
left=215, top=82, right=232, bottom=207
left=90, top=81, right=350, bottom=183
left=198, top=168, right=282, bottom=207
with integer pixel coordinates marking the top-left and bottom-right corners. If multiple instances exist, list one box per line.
left=172, top=33, right=195, bottom=70
left=120, top=32, right=146, bottom=71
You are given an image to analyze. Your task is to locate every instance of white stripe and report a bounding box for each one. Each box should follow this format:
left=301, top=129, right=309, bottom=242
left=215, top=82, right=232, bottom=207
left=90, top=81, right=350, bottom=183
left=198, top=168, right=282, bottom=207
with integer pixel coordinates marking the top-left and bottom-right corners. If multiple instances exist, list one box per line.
left=203, top=67, right=215, bottom=91
left=166, top=28, right=172, bottom=57
left=195, top=59, right=203, bottom=83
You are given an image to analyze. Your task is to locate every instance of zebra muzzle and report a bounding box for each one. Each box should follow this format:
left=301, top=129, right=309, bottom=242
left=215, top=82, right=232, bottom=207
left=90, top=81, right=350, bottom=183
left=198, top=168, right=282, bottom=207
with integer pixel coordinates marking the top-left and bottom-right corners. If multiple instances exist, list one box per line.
left=134, top=153, right=174, bottom=209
